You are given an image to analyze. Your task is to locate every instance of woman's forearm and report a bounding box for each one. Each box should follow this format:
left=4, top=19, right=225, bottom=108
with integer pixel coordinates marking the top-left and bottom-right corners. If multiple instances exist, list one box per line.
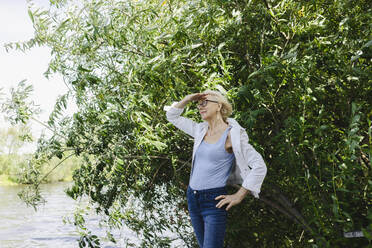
left=174, top=93, right=208, bottom=109
left=174, top=95, right=191, bottom=109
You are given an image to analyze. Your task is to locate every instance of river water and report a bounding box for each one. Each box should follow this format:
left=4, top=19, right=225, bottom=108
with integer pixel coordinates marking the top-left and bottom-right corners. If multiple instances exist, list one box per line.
left=0, top=182, right=140, bottom=248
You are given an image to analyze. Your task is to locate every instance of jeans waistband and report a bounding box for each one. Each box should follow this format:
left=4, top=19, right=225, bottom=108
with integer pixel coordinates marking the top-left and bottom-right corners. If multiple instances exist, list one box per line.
left=188, top=185, right=226, bottom=194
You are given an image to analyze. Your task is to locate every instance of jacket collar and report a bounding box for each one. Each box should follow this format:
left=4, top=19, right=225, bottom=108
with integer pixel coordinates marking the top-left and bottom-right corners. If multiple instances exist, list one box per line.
left=227, top=118, right=245, bottom=130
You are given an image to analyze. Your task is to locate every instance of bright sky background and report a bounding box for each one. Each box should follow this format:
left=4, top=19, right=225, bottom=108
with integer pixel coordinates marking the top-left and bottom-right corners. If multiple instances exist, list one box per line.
left=0, top=0, right=77, bottom=154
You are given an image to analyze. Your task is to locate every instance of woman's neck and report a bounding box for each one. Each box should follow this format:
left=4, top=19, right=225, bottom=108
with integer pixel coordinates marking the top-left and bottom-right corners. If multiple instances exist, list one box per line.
left=206, top=116, right=228, bottom=135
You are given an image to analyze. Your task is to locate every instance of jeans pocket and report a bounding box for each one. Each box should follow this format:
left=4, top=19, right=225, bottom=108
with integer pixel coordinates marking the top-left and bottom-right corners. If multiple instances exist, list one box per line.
left=207, top=191, right=226, bottom=201
left=203, top=193, right=219, bottom=206
left=206, top=192, right=228, bottom=211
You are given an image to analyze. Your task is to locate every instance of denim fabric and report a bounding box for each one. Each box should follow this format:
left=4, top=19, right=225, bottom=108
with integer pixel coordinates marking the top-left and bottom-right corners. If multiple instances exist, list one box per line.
left=187, top=185, right=227, bottom=248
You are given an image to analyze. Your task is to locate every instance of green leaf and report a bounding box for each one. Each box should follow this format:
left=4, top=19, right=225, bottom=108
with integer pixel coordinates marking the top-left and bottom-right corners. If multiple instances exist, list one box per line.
left=362, top=40, right=372, bottom=48
left=191, top=43, right=203, bottom=49
left=28, top=9, right=34, bottom=23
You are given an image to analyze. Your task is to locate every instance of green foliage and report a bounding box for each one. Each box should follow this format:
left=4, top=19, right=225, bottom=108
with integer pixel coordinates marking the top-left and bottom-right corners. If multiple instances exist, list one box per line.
left=0, top=153, right=81, bottom=184
left=0, top=80, right=41, bottom=125
left=0, top=154, right=30, bottom=179
left=0, top=125, right=32, bottom=155
left=2, top=0, right=371, bottom=247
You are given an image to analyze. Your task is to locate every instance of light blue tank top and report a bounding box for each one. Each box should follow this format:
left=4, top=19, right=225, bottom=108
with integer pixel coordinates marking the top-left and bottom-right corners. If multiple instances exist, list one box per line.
left=189, top=126, right=235, bottom=190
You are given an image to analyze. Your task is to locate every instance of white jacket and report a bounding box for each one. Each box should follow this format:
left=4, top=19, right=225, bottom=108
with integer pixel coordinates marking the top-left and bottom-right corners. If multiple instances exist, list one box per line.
left=164, top=102, right=267, bottom=198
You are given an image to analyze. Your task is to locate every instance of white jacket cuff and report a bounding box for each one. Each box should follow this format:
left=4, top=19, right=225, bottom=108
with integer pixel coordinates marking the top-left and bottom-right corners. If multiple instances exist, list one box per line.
left=163, top=101, right=184, bottom=113
left=242, top=177, right=264, bottom=198
left=242, top=165, right=267, bottom=199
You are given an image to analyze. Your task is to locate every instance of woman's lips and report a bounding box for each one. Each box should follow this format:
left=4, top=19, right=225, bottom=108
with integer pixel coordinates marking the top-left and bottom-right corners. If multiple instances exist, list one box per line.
left=200, top=111, right=206, bottom=114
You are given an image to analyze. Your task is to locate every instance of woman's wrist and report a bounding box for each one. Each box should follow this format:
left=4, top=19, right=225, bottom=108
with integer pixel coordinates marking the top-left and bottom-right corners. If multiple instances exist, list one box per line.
left=235, top=187, right=250, bottom=201
left=184, top=95, right=192, bottom=102
left=174, top=95, right=191, bottom=109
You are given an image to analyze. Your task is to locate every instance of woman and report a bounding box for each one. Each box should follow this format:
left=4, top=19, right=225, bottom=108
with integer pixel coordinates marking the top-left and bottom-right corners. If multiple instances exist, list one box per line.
left=164, top=90, right=267, bottom=248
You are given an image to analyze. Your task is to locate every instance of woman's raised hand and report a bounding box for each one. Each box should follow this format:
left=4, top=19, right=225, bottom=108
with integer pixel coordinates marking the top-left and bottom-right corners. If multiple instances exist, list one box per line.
left=174, top=93, right=209, bottom=109
left=186, top=93, right=208, bottom=102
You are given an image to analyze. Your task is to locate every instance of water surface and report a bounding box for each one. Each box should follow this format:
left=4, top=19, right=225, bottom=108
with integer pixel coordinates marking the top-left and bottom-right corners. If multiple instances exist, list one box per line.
left=0, top=182, right=138, bottom=248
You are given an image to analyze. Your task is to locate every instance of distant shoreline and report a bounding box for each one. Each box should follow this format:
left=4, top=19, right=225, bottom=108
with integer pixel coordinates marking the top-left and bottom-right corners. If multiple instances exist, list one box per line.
left=0, top=174, right=73, bottom=186
left=0, top=175, right=18, bottom=186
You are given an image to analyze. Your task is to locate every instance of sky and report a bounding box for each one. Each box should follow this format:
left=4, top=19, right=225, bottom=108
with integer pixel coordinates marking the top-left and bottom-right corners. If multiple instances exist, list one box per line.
left=0, top=0, right=77, bottom=153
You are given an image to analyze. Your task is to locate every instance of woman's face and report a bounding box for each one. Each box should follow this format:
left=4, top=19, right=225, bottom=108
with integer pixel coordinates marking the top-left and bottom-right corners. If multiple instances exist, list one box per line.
left=197, top=95, right=221, bottom=120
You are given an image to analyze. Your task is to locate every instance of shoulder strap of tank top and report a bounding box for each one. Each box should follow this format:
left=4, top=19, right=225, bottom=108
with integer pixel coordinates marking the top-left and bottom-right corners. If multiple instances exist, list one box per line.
left=220, top=125, right=232, bottom=143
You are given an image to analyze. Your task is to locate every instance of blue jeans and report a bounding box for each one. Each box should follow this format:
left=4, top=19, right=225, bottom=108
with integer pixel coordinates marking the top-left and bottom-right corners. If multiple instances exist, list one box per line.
left=187, top=185, right=227, bottom=248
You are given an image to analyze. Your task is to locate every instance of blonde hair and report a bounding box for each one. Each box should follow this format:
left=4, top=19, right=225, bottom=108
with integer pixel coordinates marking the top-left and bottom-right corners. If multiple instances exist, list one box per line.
left=202, top=89, right=233, bottom=122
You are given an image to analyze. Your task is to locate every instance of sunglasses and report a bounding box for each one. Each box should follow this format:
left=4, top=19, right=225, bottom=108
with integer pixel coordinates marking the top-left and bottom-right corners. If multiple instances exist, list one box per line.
left=197, top=99, right=219, bottom=108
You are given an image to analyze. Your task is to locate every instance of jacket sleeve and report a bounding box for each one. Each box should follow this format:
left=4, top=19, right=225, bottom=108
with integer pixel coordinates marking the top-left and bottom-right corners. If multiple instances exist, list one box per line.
left=240, top=129, right=267, bottom=198
left=164, top=102, right=198, bottom=138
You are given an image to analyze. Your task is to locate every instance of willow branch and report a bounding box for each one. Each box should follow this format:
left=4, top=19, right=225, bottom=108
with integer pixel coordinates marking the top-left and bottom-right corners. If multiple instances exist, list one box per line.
left=37, top=152, right=75, bottom=184
left=30, top=116, right=66, bottom=140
